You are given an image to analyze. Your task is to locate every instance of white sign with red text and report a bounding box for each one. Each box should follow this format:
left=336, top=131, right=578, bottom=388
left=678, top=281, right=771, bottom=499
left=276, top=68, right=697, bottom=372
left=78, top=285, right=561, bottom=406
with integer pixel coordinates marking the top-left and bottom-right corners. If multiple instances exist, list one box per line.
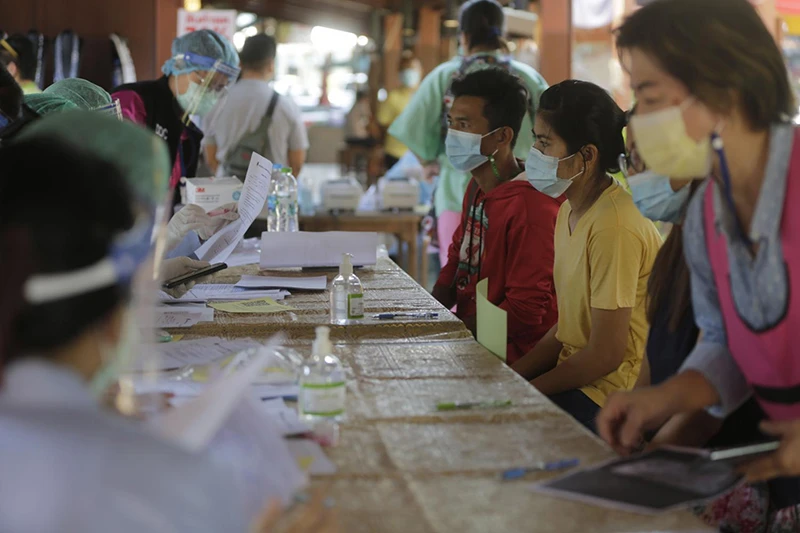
left=177, top=9, right=237, bottom=41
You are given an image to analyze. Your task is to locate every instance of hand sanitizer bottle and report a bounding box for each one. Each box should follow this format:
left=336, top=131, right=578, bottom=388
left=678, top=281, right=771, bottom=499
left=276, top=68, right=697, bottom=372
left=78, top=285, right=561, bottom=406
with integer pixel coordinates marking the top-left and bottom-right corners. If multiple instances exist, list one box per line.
left=299, top=326, right=346, bottom=422
left=330, top=253, right=364, bottom=324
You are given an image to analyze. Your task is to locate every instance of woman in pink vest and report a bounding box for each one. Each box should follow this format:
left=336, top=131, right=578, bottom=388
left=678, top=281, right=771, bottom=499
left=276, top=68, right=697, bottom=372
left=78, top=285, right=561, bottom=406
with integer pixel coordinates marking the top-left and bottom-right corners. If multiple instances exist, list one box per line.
left=596, top=0, right=800, bottom=514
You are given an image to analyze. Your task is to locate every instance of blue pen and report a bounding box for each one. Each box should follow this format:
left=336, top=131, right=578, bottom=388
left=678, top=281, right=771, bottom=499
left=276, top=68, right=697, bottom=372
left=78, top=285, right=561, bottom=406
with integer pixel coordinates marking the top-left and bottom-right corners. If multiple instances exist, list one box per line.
left=373, top=312, right=439, bottom=320
left=501, top=458, right=580, bottom=480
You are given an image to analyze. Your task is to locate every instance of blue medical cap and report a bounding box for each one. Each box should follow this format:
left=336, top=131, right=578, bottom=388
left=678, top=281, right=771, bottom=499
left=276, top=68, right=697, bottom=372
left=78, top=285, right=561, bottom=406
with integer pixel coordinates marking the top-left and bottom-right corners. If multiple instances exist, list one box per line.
left=161, top=29, right=239, bottom=76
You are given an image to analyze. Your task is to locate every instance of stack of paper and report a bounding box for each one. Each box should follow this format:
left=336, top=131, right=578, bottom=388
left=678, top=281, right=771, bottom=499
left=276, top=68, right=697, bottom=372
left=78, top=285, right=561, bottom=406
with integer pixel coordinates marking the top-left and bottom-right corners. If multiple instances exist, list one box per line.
left=260, top=231, right=378, bottom=268
left=195, top=153, right=273, bottom=264
left=235, top=275, right=328, bottom=291
left=154, top=304, right=214, bottom=328
left=159, top=284, right=289, bottom=303
left=134, top=337, right=263, bottom=371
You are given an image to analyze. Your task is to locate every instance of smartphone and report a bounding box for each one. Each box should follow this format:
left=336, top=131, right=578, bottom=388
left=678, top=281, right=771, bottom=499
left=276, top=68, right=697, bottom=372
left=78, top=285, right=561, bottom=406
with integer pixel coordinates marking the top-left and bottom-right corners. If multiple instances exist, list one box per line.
left=162, top=263, right=227, bottom=289
left=708, top=441, right=780, bottom=463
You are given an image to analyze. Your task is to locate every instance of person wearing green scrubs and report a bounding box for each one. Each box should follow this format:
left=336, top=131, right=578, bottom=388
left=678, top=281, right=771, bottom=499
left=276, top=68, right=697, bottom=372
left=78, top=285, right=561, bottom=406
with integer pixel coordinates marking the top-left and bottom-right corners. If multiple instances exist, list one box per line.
left=389, top=0, right=548, bottom=268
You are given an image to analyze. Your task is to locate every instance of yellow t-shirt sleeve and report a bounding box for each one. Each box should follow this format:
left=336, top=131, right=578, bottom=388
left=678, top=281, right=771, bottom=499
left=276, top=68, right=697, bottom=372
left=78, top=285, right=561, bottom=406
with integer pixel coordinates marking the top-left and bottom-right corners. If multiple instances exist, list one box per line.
left=376, top=94, right=397, bottom=127
left=588, top=227, right=643, bottom=310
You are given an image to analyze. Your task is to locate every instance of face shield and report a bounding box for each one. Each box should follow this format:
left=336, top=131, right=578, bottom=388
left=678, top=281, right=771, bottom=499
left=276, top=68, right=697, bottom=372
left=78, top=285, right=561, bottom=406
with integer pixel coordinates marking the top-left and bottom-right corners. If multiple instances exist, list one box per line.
left=170, top=52, right=240, bottom=123
left=94, top=98, right=123, bottom=121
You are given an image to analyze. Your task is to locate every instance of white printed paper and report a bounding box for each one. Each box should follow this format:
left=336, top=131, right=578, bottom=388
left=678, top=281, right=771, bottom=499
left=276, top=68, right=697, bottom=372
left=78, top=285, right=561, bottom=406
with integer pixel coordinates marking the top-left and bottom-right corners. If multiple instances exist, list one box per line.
left=154, top=305, right=214, bottom=328
left=159, top=284, right=288, bottom=303
left=150, top=334, right=285, bottom=451
left=195, top=153, right=272, bottom=263
left=260, top=231, right=378, bottom=268
left=287, top=439, right=338, bottom=475
left=236, top=275, right=328, bottom=291
left=134, top=337, right=262, bottom=371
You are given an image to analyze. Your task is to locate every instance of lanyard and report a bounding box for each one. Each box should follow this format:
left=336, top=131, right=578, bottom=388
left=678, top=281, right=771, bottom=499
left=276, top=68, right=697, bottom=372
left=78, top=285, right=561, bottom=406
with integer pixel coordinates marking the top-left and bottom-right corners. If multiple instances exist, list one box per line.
left=712, top=133, right=752, bottom=247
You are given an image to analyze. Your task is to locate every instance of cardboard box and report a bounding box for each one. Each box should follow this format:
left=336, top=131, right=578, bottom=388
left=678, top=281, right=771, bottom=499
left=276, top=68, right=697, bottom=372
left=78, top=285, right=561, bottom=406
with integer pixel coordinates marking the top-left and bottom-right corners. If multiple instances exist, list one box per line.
left=184, top=176, right=242, bottom=212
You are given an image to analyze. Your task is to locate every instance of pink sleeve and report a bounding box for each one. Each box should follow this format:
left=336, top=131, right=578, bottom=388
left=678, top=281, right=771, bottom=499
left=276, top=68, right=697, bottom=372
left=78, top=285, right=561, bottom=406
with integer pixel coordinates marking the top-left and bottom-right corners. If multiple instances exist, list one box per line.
left=111, top=90, right=147, bottom=126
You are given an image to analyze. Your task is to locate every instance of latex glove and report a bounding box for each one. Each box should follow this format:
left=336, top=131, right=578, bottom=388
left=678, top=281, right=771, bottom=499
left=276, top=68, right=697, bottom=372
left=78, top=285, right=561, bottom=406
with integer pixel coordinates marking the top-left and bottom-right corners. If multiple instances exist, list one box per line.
left=160, top=256, right=211, bottom=299
left=167, top=205, right=212, bottom=251
left=739, top=419, right=800, bottom=482
left=201, top=202, right=240, bottom=240
left=167, top=204, right=240, bottom=250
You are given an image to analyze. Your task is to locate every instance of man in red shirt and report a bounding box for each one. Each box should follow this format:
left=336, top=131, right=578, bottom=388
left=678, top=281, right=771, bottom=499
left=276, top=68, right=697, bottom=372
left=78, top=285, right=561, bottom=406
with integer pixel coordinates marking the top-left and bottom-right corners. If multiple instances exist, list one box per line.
left=433, top=68, right=562, bottom=364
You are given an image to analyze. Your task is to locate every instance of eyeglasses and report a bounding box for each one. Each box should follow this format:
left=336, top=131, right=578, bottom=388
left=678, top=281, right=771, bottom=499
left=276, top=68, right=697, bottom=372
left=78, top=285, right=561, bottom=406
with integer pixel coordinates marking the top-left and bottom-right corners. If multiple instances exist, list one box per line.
left=619, top=145, right=645, bottom=179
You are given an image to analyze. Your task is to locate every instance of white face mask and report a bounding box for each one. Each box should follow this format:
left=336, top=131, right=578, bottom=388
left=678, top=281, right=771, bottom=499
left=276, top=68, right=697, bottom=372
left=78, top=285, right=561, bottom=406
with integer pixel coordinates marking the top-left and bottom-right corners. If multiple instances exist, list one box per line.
left=525, top=146, right=583, bottom=198
left=629, top=170, right=692, bottom=223
left=445, top=128, right=500, bottom=172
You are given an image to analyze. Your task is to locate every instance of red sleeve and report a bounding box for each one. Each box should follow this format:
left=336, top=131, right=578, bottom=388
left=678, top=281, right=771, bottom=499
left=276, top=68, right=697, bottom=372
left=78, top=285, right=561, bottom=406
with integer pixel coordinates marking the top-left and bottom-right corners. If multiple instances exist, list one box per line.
left=112, top=90, right=147, bottom=126
left=497, top=200, right=559, bottom=338
left=435, top=184, right=471, bottom=288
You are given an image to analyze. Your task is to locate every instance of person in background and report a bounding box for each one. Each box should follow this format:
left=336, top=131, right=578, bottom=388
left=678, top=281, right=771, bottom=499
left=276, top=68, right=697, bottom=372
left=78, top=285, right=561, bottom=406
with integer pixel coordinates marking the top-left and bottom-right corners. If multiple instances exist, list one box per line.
left=433, top=68, right=560, bottom=364
left=597, top=0, right=800, bottom=520
left=204, top=33, right=309, bottom=178
left=44, top=78, right=112, bottom=110
left=0, top=64, right=23, bottom=123
left=511, top=80, right=662, bottom=432
left=0, top=34, right=40, bottom=94
left=389, top=0, right=548, bottom=269
left=378, top=56, right=422, bottom=170
left=344, top=90, right=379, bottom=148
left=112, top=30, right=240, bottom=200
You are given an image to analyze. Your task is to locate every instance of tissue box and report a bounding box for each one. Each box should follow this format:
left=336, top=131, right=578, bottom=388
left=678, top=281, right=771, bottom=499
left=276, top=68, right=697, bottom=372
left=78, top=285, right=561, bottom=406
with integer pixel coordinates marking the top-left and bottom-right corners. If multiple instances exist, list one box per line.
left=184, top=177, right=242, bottom=212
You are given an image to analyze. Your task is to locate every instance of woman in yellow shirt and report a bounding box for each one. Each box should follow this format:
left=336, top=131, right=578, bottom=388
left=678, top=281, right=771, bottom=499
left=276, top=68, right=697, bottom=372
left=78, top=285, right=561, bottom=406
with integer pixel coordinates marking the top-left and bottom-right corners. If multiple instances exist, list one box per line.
left=512, top=80, right=662, bottom=432
left=377, top=57, right=422, bottom=170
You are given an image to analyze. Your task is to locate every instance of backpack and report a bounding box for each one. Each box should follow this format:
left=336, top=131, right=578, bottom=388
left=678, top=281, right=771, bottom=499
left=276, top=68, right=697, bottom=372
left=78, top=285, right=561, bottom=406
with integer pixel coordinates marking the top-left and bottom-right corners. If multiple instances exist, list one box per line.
left=224, top=91, right=279, bottom=180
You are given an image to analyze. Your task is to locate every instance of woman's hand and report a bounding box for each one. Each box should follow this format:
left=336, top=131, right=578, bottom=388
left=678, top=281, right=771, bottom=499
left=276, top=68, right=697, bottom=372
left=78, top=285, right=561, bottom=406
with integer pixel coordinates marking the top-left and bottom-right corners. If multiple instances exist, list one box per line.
left=597, top=387, right=678, bottom=455
left=253, top=487, right=339, bottom=533
left=739, top=419, right=800, bottom=483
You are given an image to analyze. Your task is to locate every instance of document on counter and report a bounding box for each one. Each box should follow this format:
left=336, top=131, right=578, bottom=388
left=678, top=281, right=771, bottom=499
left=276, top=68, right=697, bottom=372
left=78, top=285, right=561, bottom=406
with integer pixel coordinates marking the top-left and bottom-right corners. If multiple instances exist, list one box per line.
left=159, top=284, right=288, bottom=303
left=236, top=275, right=328, bottom=291
left=195, top=152, right=272, bottom=264
left=530, top=447, right=746, bottom=514
left=287, top=439, right=338, bottom=475
left=154, top=305, right=214, bottom=328
left=150, top=336, right=284, bottom=451
left=260, top=231, right=378, bottom=268
left=209, top=297, right=296, bottom=314
left=132, top=337, right=263, bottom=371
left=476, top=278, right=507, bottom=362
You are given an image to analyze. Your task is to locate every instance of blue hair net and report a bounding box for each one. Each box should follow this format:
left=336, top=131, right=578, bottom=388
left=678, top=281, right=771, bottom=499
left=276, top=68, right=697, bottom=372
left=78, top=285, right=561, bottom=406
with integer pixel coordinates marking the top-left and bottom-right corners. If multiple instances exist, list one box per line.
left=161, top=29, right=239, bottom=76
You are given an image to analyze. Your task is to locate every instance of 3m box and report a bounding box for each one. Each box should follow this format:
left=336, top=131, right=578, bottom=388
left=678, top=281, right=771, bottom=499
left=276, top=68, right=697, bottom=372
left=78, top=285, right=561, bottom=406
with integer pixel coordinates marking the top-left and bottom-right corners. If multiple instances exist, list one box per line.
left=185, top=176, right=242, bottom=212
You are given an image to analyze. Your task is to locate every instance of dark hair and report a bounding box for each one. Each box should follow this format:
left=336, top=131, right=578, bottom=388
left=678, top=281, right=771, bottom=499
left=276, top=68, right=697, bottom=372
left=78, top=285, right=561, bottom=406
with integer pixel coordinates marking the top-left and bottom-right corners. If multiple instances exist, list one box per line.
left=450, top=67, right=528, bottom=147
left=459, top=0, right=504, bottom=51
left=645, top=183, right=701, bottom=331
left=0, top=64, right=22, bottom=120
left=0, top=34, right=37, bottom=80
left=537, top=80, right=626, bottom=174
left=239, top=34, right=277, bottom=70
left=0, top=137, right=134, bottom=363
left=616, top=0, right=794, bottom=130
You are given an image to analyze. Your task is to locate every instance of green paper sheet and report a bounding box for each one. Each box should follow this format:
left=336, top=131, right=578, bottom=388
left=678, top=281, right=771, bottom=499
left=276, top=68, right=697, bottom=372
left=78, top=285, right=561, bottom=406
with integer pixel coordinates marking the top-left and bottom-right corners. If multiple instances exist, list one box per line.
left=476, top=278, right=507, bottom=362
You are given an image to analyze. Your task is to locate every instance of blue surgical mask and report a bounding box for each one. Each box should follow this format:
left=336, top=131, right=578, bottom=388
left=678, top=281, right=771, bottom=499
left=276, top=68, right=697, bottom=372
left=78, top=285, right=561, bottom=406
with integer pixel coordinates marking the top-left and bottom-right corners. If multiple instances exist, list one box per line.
left=175, top=80, right=220, bottom=117
left=400, top=69, right=421, bottom=88
left=445, top=128, right=499, bottom=172
left=525, top=146, right=583, bottom=198
left=629, top=170, right=691, bottom=223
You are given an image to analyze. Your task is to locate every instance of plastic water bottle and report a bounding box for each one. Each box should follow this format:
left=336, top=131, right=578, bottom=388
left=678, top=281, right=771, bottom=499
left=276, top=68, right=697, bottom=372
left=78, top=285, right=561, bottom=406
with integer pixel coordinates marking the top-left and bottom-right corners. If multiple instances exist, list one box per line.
left=299, top=326, right=346, bottom=422
left=330, top=253, right=364, bottom=324
left=266, top=164, right=281, bottom=232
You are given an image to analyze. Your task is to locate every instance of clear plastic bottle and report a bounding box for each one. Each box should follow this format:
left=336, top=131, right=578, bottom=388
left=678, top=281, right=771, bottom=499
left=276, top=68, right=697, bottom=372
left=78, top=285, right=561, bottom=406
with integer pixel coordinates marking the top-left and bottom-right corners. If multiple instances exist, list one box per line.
left=266, top=164, right=282, bottom=232
left=272, top=166, right=298, bottom=232
left=299, top=326, right=346, bottom=422
left=330, top=253, right=364, bottom=324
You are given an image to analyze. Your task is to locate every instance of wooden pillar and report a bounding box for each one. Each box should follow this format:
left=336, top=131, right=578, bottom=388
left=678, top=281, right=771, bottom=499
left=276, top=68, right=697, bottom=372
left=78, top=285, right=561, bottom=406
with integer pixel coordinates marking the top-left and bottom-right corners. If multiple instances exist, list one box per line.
left=414, top=7, right=441, bottom=76
left=155, top=0, right=181, bottom=79
left=538, top=0, right=571, bottom=84
left=383, top=13, right=403, bottom=91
